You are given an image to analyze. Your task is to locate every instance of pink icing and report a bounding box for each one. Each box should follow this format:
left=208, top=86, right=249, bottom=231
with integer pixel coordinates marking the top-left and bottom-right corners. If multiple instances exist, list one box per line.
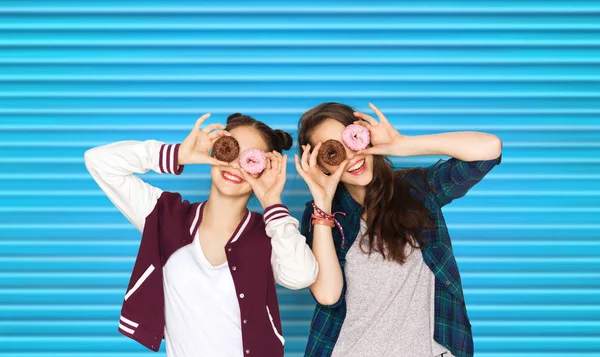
left=239, top=148, right=267, bottom=174
left=342, top=124, right=370, bottom=151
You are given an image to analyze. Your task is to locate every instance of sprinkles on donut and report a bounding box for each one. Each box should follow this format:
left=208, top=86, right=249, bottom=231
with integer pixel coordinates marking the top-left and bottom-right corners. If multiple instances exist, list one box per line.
left=239, top=148, right=267, bottom=174
left=318, top=139, right=346, bottom=166
left=342, top=124, right=370, bottom=151
left=212, top=136, right=240, bottom=163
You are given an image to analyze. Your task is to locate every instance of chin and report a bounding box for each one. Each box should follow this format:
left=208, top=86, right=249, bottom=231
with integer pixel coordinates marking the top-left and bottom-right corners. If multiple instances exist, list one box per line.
left=341, top=171, right=374, bottom=188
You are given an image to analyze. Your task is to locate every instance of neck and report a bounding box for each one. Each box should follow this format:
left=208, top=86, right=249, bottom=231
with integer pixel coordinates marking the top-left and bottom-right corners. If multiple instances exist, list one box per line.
left=344, top=183, right=366, bottom=207
left=203, top=185, right=249, bottom=231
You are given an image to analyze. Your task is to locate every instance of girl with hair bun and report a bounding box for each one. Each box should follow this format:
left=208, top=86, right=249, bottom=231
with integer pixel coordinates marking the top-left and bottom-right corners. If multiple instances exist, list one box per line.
left=85, top=112, right=317, bottom=357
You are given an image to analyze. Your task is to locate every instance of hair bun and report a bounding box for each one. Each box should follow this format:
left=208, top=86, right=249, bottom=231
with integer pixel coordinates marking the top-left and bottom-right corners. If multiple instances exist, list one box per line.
left=226, top=113, right=245, bottom=124
left=274, top=130, right=293, bottom=151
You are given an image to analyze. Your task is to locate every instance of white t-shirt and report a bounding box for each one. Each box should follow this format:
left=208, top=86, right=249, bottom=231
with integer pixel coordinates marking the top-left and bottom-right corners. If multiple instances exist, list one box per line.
left=163, top=221, right=243, bottom=356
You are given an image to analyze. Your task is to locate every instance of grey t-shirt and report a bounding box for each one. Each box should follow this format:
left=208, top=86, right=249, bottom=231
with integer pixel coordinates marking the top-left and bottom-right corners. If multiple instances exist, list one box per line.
left=331, top=220, right=453, bottom=357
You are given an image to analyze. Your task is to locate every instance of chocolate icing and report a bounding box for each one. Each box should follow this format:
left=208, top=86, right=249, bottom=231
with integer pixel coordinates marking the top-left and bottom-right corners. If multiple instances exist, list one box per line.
left=318, top=139, right=346, bottom=166
left=212, top=136, right=240, bottom=163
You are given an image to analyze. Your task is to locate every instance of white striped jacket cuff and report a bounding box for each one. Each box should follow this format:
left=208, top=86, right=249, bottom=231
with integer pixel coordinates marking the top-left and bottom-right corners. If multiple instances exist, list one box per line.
left=158, top=143, right=184, bottom=175
left=264, top=204, right=290, bottom=225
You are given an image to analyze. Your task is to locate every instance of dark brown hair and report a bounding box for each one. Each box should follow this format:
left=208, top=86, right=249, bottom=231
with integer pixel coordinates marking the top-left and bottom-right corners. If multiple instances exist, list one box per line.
left=225, top=113, right=293, bottom=153
left=298, top=103, right=434, bottom=264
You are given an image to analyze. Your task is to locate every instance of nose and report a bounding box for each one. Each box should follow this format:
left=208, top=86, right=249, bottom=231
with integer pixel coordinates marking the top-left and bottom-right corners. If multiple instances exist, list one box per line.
left=344, top=145, right=356, bottom=161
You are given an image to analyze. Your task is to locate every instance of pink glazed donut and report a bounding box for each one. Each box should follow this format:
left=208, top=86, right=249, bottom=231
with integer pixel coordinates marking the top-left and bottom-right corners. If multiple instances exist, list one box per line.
left=239, top=148, right=267, bottom=174
left=342, top=124, right=370, bottom=151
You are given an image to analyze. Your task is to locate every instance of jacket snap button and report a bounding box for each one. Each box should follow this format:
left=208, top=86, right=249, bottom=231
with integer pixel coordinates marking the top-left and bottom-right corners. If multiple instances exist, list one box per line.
left=446, top=280, right=451, bottom=285
left=239, top=293, right=244, bottom=298
left=245, top=349, right=250, bottom=354
left=227, top=248, right=232, bottom=252
left=232, top=266, right=237, bottom=271
left=243, top=319, right=247, bottom=324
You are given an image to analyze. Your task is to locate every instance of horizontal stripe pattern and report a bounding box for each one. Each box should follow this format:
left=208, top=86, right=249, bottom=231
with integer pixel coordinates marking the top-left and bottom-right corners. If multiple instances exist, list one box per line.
left=264, top=204, right=291, bottom=225
left=2, top=1, right=599, bottom=355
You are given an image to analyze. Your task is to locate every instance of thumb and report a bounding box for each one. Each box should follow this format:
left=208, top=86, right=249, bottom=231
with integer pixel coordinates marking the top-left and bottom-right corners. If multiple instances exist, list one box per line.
left=357, top=146, right=380, bottom=155
left=331, top=159, right=349, bottom=182
left=236, top=166, right=257, bottom=186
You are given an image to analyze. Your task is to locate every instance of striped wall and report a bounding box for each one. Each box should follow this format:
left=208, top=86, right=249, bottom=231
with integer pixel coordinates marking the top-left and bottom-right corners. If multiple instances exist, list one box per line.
left=1, top=1, right=599, bottom=356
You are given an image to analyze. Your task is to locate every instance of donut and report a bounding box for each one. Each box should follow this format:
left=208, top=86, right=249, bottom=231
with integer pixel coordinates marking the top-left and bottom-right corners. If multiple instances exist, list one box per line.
left=239, top=148, right=267, bottom=174
left=212, top=136, right=240, bottom=163
left=342, top=124, right=370, bottom=151
left=318, top=139, right=346, bottom=166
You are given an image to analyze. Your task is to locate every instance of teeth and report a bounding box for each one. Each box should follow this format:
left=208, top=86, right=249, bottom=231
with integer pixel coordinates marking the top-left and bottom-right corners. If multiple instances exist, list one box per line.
left=223, top=173, right=241, bottom=182
left=348, top=160, right=365, bottom=172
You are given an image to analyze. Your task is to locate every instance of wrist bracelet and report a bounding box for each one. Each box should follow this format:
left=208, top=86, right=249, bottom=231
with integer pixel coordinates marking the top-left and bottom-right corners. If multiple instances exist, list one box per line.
left=310, top=202, right=347, bottom=248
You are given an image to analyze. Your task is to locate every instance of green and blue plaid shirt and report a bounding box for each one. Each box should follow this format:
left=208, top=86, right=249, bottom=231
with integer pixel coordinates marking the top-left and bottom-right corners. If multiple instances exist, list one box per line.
left=300, top=155, right=502, bottom=357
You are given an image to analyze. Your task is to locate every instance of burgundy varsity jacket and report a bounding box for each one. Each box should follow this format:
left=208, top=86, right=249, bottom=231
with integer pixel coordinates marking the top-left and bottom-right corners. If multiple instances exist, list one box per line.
left=84, top=140, right=319, bottom=356
left=119, top=192, right=286, bottom=356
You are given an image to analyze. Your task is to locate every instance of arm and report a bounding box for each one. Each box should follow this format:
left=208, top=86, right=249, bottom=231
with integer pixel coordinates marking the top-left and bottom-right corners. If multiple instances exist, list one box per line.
left=395, top=133, right=502, bottom=207
left=356, top=103, right=503, bottom=206
left=84, top=113, right=231, bottom=232
left=84, top=140, right=181, bottom=232
left=236, top=151, right=320, bottom=290
left=264, top=204, right=319, bottom=290
left=300, top=202, right=344, bottom=306
left=294, top=144, right=348, bottom=306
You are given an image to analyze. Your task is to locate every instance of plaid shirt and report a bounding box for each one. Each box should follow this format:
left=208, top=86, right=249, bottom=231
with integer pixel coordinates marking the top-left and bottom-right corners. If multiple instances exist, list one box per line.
left=300, top=155, right=502, bottom=357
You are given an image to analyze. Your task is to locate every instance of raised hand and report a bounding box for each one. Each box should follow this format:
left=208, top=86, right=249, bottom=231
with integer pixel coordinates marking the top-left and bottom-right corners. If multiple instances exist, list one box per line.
left=294, top=143, right=348, bottom=213
left=178, top=113, right=232, bottom=166
left=353, top=102, right=407, bottom=156
left=235, top=151, right=288, bottom=209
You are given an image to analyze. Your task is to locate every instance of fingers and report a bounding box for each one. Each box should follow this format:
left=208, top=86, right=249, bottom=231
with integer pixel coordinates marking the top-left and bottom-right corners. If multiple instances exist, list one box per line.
left=237, top=167, right=256, bottom=185
left=206, top=157, right=231, bottom=167
left=265, top=153, right=273, bottom=171
left=353, top=120, right=372, bottom=129
left=208, top=129, right=230, bottom=141
left=353, top=111, right=378, bottom=126
left=309, top=142, right=322, bottom=167
left=280, top=154, right=288, bottom=176
left=294, top=154, right=308, bottom=179
left=265, top=152, right=277, bottom=172
left=369, top=102, right=389, bottom=124
left=301, top=144, right=311, bottom=171
left=271, top=150, right=284, bottom=172
left=193, top=113, right=211, bottom=132
left=202, top=123, right=225, bottom=134
left=332, top=159, right=349, bottom=181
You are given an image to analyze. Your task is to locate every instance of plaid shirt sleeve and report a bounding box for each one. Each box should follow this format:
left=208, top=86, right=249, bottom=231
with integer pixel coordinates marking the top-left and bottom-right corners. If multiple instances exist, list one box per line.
left=424, top=155, right=502, bottom=207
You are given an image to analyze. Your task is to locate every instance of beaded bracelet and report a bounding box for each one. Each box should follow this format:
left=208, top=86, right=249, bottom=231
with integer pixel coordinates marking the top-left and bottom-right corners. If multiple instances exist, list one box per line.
left=310, top=202, right=347, bottom=248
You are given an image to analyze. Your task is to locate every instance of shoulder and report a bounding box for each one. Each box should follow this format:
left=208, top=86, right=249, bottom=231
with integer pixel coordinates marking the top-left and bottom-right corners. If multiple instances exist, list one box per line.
left=155, top=191, right=203, bottom=225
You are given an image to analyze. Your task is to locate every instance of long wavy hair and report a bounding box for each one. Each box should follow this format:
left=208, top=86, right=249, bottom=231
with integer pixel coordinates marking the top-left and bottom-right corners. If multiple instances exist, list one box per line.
left=298, top=103, right=434, bottom=264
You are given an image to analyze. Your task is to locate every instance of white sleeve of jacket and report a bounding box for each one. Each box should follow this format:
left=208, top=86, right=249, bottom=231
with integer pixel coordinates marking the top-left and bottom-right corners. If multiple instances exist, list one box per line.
left=84, top=140, right=183, bottom=233
left=264, top=205, right=319, bottom=290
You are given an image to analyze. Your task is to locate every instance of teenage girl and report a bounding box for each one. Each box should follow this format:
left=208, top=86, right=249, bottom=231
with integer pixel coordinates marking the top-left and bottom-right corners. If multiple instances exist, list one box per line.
left=85, top=113, right=318, bottom=357
left=294, top=102, right=502, bottom=357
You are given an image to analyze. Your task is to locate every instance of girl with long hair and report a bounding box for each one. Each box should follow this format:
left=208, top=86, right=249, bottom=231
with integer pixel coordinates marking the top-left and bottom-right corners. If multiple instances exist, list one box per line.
left=85, top=113, right=318, bottom=357
left=295, top=102, right=502, bottom=357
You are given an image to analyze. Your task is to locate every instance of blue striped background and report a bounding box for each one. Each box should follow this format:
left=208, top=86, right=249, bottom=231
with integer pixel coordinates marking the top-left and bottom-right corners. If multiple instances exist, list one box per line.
left=1, top=1, right=599, bottom=356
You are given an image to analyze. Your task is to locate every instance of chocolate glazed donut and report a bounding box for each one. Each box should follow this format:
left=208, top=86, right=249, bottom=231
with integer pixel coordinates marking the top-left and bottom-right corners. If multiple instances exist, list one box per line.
left=212, top=136, right=240, bottom=163
left=318, top=139, right=346, bottom=166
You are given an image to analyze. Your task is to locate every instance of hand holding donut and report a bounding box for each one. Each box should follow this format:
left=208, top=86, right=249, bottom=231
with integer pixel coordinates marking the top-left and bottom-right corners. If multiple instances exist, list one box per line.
left=294, top=143, right=349, bottom=213
left=178, top=113, right=233, bottom=166
left=235, top=151, right=288, bottom=209
left=353, top=103, right=407, bottom=156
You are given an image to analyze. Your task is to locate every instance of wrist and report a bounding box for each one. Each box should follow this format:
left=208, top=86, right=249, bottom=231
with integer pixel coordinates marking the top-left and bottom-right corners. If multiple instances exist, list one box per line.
left=262, top=196, right=282, bottom=209
left=313, top=200, right=332, bottom=214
